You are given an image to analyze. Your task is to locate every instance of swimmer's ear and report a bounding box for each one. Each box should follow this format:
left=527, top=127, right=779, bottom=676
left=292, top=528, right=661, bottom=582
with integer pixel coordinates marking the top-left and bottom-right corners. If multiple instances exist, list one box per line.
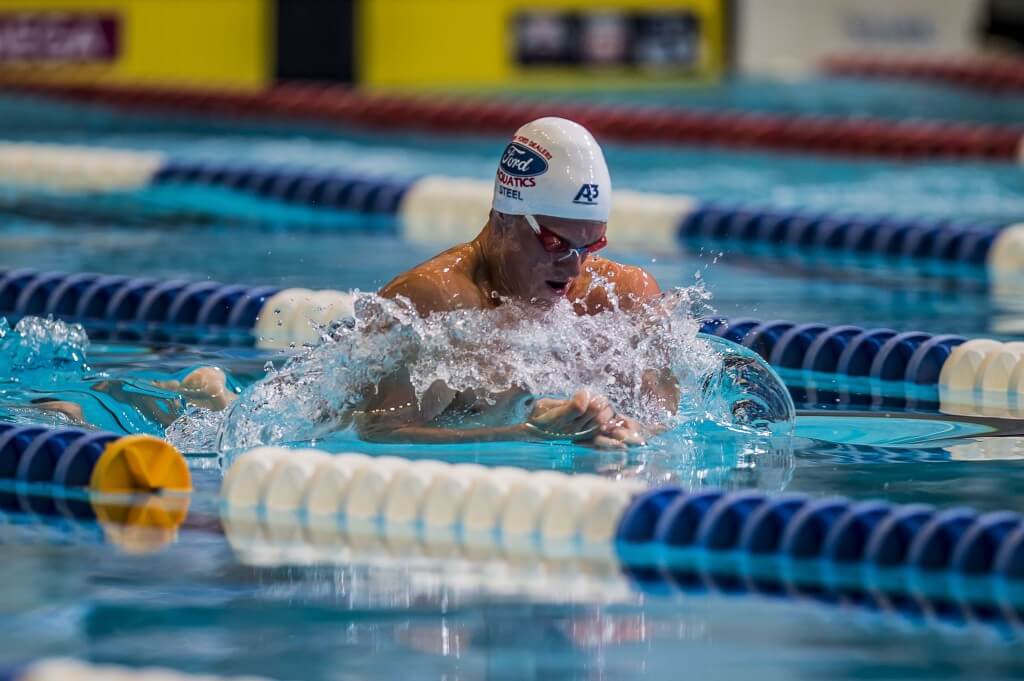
left=491, top=212, right=527, bottom=244
left=491, top=210, right=512, bottom=231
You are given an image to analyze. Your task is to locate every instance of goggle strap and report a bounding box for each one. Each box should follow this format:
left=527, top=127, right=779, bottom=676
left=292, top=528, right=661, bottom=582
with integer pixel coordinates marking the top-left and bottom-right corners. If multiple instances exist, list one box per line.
left=525, top=214, right=542, bottom=235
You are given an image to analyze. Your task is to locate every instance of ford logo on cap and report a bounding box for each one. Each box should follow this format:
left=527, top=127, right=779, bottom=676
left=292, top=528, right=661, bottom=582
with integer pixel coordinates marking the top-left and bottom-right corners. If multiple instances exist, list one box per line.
left=499, top=143, right=548, bottom=177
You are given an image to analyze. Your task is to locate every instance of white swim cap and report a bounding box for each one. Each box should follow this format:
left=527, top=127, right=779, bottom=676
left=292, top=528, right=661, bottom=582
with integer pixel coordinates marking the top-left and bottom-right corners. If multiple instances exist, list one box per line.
left=492, top=117, right=611, bottom=222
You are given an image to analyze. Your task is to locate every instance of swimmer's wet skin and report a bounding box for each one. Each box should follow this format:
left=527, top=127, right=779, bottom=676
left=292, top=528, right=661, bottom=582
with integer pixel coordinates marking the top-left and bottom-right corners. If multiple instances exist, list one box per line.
left=359, top=117, right=676, bottom=449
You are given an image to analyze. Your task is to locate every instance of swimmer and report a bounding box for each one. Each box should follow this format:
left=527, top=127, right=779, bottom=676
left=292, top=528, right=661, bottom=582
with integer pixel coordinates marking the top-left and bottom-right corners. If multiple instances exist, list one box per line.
left=23, top=366, right=235, bottom=429
left=354, top=117, right=678, bottom=449
left=29, top=119, right=675, bottom=449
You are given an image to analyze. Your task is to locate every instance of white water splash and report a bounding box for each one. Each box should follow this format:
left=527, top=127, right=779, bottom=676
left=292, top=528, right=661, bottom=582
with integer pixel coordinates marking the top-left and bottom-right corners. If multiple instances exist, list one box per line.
left=0, top=315, right=90, bottom=383
left=167, top=287, right=794, bottom=452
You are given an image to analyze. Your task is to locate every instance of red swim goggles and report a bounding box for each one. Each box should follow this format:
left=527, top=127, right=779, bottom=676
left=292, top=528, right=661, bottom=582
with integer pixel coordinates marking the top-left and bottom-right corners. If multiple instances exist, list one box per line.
left=525, top=214, right=608, bottom=262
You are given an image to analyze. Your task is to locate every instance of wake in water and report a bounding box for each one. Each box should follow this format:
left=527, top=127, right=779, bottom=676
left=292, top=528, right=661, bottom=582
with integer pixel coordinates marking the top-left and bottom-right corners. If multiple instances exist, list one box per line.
left=0, top=315, right=227, bottom=434
left=166, top=286, right=795, bottom=453
left=0, top=316, right=89, bottom=380
left=0, top=315, right=108, bottom=428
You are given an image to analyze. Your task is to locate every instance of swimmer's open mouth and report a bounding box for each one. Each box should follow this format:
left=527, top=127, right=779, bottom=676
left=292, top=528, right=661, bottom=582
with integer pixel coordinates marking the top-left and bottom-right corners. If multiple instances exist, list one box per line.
left=546, top=280, right=569, bottom=294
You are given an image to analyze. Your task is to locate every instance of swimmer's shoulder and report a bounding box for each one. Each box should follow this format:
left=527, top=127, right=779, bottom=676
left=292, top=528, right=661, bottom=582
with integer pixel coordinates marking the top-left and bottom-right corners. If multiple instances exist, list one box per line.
left=379, top=243, right=486, bottom=317
left=573, top=256, right=661, bottom=314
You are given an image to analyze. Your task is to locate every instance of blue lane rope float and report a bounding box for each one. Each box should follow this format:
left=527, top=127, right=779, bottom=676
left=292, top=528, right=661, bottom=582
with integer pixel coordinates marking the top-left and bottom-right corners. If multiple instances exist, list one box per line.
left=677, top=203, right=1004, bottom=268
left=1, top=143, right=1023, bottom=279
left=0, top=474, right=189, bottom=554
left=0, top=422, right=189, bottom=497
left=0, top=267, right=351, bottom=347
left=616, top=486, right=1024, bottom=580
left=153, top=159, right=412, bottom=217
left=0, top=266, right=277, bottom=332
left=0, top=423, right=190, bottom=552
left=700, top=317, right=1024, bottom=415
left=699, top=317, right=965, bottom=384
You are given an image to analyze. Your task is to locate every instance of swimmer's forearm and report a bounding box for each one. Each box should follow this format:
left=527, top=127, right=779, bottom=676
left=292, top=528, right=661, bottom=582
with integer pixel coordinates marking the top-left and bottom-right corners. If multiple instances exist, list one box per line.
left=641, top=369, right=680, bottom=415
left=358, top=423, right=533, bottom=444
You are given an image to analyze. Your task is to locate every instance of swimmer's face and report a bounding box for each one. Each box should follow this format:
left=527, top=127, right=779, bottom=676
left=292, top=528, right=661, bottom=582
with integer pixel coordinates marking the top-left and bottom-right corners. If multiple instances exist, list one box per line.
left=491, top=212, right=607, bottom=304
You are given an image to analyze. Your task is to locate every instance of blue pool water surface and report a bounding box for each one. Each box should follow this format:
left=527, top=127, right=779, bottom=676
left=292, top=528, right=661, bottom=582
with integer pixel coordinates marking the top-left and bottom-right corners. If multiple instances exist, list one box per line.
left=1, top=82, right=1024, bottom=680
left=3, top=88, right=1024, bottom=223
left=527, top=76, right=1024, bottom=125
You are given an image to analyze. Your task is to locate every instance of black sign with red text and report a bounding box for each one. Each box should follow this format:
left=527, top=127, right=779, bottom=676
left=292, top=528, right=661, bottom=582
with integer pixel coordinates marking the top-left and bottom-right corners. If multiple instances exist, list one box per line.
left=0, top=13, right=120, bottom=62
left=514, top=11, right=700, bottom=70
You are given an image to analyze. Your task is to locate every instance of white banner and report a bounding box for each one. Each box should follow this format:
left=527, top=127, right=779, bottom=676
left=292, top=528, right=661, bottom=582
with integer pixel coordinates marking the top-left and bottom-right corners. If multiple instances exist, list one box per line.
left=736, top=0, right=985, bottom=76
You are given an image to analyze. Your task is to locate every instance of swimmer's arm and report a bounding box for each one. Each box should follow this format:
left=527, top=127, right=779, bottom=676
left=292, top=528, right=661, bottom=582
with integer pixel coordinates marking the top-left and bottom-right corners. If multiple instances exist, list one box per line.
left=355, top=399, right=536, bottom=444
left=617, top=264, right=662, bottom=312
left=620, top=269, right=681, bottom=418
left=574, top=264, right=680, bottom=423
left=642, top=368, right=679, bottom=418
left=359, top=390, right=613, bottom=445
left=576, top=259, right=662, bottom=314
left=360, top=423, right=535, bottom=444
left=352, top=369, right=536, bottom=444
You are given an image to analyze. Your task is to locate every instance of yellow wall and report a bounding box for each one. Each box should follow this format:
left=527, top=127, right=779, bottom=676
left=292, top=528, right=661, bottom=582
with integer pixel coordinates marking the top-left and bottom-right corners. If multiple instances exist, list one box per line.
left=359, top=0, right=725, bottom=89
left=0, top=0, right=272, bottom=88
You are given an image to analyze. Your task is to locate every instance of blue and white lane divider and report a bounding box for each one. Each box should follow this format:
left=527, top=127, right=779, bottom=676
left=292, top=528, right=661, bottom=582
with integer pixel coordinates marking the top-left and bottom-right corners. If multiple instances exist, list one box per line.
left=0, top=267, right=352, bottom=349
left=1, top=659, right=275, bottom=681
left=1, top=142, right=1023, bottom=277
left=155, top=159, right=411, bottom=216
left=700, top=317, right=1024, bottom=416
left=3, top=267, right=1024, bottom=412
left=217, top=452, right=1024, bottom=632
left=221, top=449, right=1024, bottom=581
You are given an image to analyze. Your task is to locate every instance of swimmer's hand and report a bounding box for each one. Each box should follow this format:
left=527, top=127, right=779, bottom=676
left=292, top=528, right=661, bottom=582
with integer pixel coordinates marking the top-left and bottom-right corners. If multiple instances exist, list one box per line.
left=523, top=390, right=615, bottom=443
left=153, top=367, right=237, bottom=412
left=588, top=413, right=653, bottom=449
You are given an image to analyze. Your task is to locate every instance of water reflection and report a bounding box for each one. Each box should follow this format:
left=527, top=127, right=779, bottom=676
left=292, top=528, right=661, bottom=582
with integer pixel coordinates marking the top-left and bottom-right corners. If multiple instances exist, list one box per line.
left=3, top=481, right=1024, bottom=680
left=0, top=480, right=188, bottom=554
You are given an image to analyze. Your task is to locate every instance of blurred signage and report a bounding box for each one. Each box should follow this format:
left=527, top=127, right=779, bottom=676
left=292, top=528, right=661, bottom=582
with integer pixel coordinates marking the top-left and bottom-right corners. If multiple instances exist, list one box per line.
left=736, top=0, right=985, bottom=77
left=0, top=13, right=120, bottom=62
left=842, top=12, right=935, bottom=44
left=0, top=1, right=271, bottom=89
left=360, top=0, right=725, bottom=89
left=515, top=11, right=701, bottom=71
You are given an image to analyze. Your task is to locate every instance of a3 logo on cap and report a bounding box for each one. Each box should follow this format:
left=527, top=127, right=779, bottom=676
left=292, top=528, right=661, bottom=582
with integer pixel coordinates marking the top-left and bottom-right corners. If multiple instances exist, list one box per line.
left=573, top=184, right=600, bottom=205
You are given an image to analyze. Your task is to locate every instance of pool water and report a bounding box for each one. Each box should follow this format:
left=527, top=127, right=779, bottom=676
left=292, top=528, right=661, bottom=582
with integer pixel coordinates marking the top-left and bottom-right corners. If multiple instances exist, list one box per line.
left=525, top=76, right=1024, bottom=125
left=4, top=89, right=1024, bottom=222
left=2, top=79, right=1024, bottom=680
